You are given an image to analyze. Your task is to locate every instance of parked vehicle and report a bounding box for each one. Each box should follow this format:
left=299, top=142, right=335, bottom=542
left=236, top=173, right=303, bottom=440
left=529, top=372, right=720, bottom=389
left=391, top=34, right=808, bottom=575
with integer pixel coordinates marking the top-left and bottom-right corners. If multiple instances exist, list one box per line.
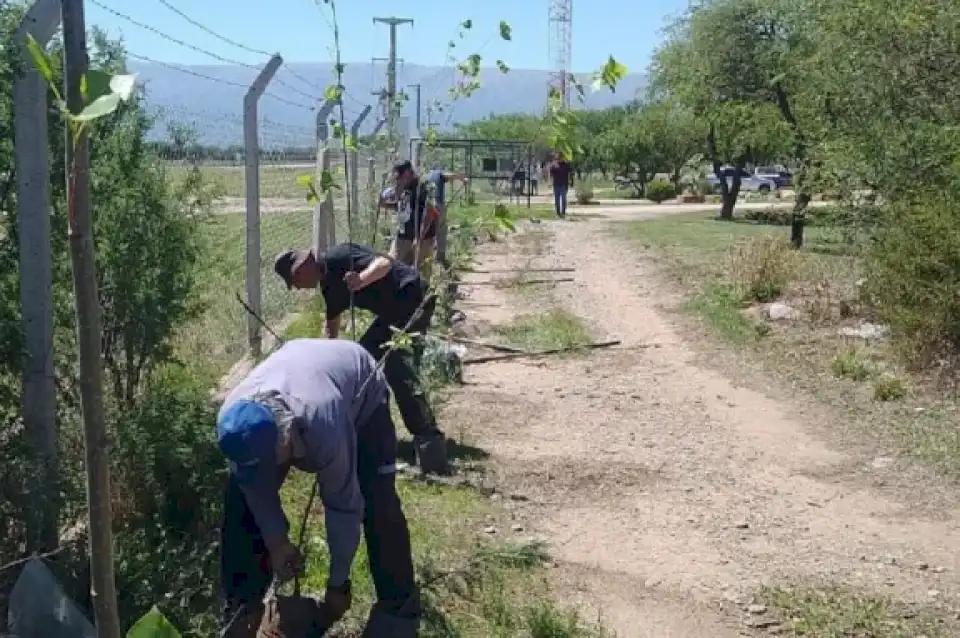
left=754, top=165, right=792, bottom=188
left=707, top=167, right=777, bottom=193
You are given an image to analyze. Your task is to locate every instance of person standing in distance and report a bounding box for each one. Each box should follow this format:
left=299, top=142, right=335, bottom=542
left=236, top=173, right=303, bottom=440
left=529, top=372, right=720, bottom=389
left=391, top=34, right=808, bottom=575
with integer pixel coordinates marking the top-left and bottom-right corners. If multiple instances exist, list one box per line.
left=217, top=339, right=419, bottom=638
left=379, top=160, right=440, bottom=279
left=548, top=152, right=574, bottom=218
left=424, top=164, right=467, bottom=267
left=273, top=243, right=449, bottom=474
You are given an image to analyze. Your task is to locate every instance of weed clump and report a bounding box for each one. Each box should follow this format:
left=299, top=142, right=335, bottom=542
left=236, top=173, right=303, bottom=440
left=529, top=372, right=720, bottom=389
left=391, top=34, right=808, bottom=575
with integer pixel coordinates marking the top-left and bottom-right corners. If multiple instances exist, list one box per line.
left=730, top=236, right=799, bottom=303
left=830, top=345, right=872, bottom=381
left=873, top=374, right=908, bottom=401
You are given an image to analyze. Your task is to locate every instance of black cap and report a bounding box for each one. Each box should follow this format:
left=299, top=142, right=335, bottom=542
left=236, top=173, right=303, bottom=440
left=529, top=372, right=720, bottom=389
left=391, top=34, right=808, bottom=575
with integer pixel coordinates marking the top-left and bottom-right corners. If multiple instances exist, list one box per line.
left=393, top=160, right=413, bottom=175
left=273, top=249, right=312, bottom=289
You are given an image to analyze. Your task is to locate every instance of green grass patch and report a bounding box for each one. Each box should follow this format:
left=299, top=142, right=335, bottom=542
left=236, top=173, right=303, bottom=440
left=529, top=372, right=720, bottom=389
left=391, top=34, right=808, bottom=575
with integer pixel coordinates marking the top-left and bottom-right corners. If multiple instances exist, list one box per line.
left=280, top=472, right=607, bottom=637
left=761, top=584, right=955, bottom=637
left=175, top=209, right=314, bottom=368
left=687, top=283, right=761, bottom=344
left=167, top=163, right=315, bottom=200
left=492, top=310, right=591, bottom=352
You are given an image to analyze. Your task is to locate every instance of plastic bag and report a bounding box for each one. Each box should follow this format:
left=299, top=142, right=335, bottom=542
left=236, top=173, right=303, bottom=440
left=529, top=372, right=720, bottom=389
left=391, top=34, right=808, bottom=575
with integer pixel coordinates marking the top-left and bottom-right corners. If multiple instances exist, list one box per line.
left=7, top=557, right=94, bottom=638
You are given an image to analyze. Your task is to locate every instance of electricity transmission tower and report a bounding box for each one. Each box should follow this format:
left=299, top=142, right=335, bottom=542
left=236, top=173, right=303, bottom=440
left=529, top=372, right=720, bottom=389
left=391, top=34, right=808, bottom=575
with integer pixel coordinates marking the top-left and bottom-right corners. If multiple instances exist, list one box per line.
left=372, top=17, right=413, bottom=141
left=547, top=0, right=573, bottom=108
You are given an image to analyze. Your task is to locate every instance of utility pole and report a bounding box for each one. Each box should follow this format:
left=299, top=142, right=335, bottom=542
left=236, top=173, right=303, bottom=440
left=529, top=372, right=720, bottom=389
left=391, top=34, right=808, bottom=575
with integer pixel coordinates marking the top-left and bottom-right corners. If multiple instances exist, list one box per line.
left=61, top=0, right=122, bottom=637
left=372, top=17, right=413, bottom=141
left=407, top=83, right=422, bottom=132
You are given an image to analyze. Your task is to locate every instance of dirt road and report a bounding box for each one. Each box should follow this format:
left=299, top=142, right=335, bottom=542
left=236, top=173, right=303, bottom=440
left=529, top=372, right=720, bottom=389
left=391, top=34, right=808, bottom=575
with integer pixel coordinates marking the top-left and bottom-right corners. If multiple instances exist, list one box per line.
left=444, top=205, right=960, bottom=636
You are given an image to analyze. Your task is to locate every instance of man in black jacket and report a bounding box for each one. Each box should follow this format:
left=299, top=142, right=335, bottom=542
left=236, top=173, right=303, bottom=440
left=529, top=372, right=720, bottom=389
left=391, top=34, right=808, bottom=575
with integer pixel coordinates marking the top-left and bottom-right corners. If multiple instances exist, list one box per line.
left=273, top=243, right=448, bottom=474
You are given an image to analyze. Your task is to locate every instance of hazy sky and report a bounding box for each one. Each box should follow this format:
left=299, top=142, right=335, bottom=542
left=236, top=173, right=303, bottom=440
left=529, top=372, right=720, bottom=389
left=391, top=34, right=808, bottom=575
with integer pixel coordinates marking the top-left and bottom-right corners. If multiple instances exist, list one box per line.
left=86, top=0, right=689, bottom=74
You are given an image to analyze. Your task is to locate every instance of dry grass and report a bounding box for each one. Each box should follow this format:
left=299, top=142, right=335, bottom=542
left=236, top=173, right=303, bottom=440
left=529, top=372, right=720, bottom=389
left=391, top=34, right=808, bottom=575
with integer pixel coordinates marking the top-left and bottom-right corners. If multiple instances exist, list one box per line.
left=622, top=212, right=960, bottom=478
left=756, top=583, right=957, bottom=637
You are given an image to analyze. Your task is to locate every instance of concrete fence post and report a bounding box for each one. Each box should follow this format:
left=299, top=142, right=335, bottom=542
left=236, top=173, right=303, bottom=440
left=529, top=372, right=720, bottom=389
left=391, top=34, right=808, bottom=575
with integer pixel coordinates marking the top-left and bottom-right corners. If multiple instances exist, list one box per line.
left=313, top=100, right=338, bottom=260
left=243, top=54, right=282, bottom=358
left=13, top=0, right=62, bottom=554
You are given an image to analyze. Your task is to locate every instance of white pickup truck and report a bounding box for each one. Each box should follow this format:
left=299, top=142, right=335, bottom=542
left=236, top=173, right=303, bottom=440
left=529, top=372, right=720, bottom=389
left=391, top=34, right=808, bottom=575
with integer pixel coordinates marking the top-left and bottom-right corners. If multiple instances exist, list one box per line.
left=707, top=166, right=778, bottom=193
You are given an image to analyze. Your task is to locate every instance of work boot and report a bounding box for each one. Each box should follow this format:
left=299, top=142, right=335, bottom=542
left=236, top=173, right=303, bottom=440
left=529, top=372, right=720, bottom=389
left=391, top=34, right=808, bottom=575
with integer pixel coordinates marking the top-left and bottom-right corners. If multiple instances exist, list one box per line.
left=413, top=432, right=449, bottom=475
left=360, top=592, right=421, bottom=638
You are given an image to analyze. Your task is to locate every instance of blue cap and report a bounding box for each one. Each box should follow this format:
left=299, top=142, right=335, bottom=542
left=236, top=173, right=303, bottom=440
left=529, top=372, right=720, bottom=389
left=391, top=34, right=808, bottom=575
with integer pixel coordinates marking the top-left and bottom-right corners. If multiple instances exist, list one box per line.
left=217, top=400, right=278, bottom=485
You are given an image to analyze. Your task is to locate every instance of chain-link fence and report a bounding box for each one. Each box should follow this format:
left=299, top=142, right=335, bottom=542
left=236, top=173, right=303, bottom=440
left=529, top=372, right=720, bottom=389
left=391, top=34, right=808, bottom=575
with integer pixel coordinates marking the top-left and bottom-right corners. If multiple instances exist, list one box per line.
left=152, top=108, right=396, bottom=366
left=153, top=108, right=313, bottom=365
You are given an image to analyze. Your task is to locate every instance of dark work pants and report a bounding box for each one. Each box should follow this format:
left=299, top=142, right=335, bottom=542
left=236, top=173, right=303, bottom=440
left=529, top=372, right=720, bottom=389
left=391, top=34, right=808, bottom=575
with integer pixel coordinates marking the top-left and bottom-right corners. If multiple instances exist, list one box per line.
left=553, top=183, right=568, bottom=217
left=358, top=282, right=440, bottom=439
left=219, top=403, right=417, bottom=626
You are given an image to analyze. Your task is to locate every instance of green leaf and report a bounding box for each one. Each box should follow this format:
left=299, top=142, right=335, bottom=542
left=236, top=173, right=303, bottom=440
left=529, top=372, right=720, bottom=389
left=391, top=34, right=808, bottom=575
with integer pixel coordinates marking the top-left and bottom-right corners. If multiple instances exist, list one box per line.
left=496, top=60, right=509, bottom=74
left=126, top=607, right=181, bottom=638
left=499, top=21, right=512, bottom=41
left=344, top=133, right=357, bottom=151
left=25, top=35, right=55, bottom=85
left=71, top=93, right=121, bottom=122
left=593, top=56, right=628, bottom=93
left=461, top=19, right=473, bottom=29
left=318, top=170, right=341, bottom=193
left=296, top=174, right=313, bottom=187
left=324, top=85, right=344, bottom=102
left=81, top=70, right=111, bottom=105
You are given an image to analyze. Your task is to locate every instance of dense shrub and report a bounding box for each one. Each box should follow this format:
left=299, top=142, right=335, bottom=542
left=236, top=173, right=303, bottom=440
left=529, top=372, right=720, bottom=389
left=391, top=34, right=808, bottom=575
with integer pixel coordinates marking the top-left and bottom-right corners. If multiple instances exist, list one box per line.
left=646, top=178, right=676, bottom=203
left=111, top=366, right=223, bottom=631
left=575, top=181, right=595, bottom=204
left=862, top=198, right=960, bottom=370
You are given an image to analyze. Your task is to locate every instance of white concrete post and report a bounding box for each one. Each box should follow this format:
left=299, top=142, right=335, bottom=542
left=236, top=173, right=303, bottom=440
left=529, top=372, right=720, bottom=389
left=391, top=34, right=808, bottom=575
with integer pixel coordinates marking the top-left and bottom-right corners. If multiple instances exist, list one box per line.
left=313, top=99, right=339, bottom=258
left=244, top=54, right=282, bottom=358
left=13, top=0, right=61, bottom=554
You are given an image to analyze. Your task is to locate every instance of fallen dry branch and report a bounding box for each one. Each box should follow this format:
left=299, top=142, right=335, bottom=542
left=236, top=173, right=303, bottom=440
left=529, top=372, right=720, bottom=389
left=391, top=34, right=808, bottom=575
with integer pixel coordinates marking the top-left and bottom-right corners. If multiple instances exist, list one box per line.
left=464, top=267, right=575, bottom=274
left=459, top=278, right=575, bottom=287
left=463, top=340, right=622, bottom=365
left=443, top=336, right=526, bottom=353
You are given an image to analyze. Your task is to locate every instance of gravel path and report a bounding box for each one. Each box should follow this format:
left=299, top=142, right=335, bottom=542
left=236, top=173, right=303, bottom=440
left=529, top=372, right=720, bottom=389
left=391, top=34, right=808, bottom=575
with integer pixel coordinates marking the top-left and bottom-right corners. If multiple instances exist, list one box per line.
left=443, top=205, right=960, bottom=636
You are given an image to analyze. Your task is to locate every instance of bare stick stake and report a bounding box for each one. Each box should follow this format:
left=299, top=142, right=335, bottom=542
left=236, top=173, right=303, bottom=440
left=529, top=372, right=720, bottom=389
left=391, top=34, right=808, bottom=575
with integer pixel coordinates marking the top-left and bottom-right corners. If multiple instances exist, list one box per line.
left=463, top=340, right=622, bottom=365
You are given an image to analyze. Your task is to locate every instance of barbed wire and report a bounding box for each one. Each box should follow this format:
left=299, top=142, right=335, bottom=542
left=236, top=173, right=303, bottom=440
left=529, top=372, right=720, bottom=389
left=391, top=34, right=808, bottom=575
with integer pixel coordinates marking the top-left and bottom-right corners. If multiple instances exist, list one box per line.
left=127, top=52, right=316, bottom=111
left=90, top=0, right=322, bottom=105
left=151, top=0, right=323, bottom=99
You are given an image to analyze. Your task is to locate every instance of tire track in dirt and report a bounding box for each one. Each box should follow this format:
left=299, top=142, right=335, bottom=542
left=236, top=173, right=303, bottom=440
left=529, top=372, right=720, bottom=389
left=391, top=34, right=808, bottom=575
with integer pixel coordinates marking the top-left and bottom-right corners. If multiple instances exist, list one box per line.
left=443, top=212, right=960, bottom=637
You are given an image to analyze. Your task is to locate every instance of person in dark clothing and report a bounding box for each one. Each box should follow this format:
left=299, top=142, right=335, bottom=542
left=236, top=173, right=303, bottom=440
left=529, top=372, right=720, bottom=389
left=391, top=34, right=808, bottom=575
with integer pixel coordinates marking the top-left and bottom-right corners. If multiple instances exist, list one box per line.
left=217, top=339, right=419, bottom=638
left=380, top=160, right=439, bottom=277
left=273, top=243, right=448, bottom=474
left=424, top=165, right=467, bottom=267
left=548, top=153, right=574, bottom=218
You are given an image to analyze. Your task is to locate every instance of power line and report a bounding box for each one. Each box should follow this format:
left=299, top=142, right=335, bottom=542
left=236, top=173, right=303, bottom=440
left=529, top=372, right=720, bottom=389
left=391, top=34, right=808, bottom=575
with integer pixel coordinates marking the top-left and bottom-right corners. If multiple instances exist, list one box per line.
left=152, top=0, right=322, bottom=98
left=90, top=0, right=321, bottom=103
left=126, top=52, right=315, bottom=111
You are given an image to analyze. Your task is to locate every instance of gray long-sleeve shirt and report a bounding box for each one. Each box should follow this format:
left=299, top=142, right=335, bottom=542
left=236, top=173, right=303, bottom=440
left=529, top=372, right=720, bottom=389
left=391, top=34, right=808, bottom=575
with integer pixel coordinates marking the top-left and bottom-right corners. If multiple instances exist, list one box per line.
left=219, top=338, right=389, bottom=586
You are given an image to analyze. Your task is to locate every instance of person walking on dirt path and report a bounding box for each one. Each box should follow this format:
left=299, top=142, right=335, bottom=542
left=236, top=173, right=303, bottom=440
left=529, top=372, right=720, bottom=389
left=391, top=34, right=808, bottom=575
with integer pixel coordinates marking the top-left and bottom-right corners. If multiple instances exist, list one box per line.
left=217, top=338, right=420, bottom=638
left=379, top=160, right=443, bottom=279
left=548, top=152, right=573, bottom=218
left=273, top=243, right=449, bottom=474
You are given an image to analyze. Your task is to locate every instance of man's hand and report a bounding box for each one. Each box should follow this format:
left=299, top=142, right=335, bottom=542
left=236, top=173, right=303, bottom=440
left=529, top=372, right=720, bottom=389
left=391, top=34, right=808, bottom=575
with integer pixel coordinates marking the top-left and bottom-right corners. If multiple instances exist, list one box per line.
left=264, top=536, right=303, bottom=582
left=343, top=271, right=365, bottom=292
left=322, top=580, right=352, bottom=624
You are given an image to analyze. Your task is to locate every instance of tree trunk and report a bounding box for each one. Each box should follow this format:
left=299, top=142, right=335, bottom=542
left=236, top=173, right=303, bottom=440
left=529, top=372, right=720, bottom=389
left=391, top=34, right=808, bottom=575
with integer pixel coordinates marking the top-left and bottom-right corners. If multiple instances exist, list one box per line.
left=62, top=1, right=123, bottom=637
left=773, top=81, right=808, bottom=248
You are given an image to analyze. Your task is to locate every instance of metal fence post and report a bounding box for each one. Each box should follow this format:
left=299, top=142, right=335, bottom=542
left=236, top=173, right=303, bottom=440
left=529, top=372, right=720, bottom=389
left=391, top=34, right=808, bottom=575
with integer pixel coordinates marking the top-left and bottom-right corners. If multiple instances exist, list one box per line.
left=349, top=106, right=372, bottom=218
left=244, top=54, right=282, bottom=358
left=13, top=0, right=62, bottom=554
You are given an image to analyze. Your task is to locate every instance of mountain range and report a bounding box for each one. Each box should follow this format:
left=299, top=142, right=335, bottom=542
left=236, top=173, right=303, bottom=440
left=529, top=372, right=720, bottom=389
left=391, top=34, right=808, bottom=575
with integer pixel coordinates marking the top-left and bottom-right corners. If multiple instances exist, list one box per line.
left=131, top=60, right=646, bottom=148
